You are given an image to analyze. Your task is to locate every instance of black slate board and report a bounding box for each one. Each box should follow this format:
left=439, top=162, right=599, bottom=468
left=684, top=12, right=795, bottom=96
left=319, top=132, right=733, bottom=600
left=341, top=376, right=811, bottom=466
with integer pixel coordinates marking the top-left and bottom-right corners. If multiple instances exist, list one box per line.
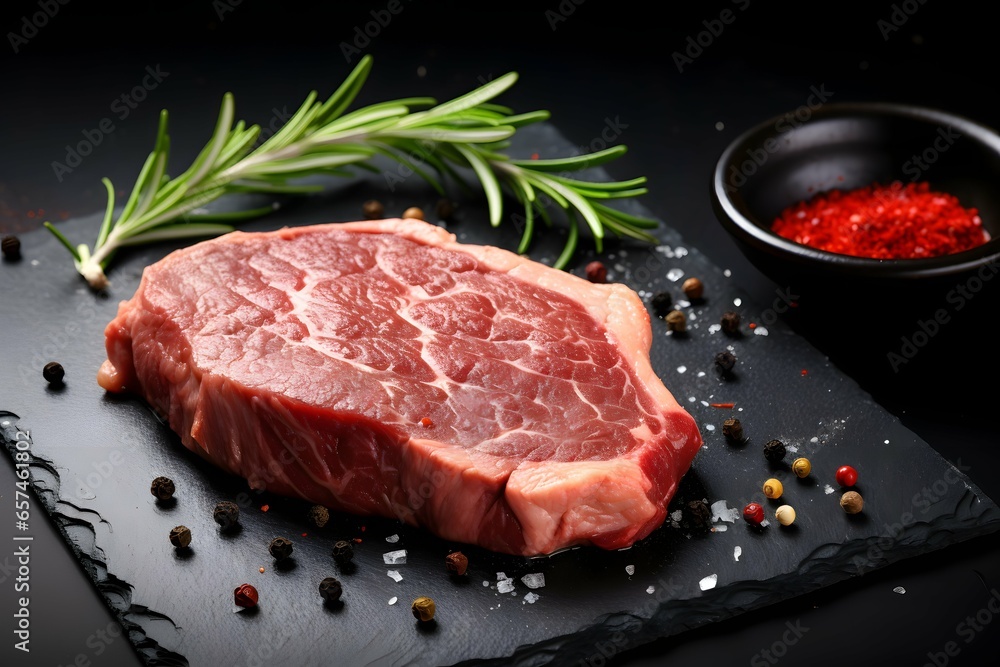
left=2, top=124, right=999, bottom=667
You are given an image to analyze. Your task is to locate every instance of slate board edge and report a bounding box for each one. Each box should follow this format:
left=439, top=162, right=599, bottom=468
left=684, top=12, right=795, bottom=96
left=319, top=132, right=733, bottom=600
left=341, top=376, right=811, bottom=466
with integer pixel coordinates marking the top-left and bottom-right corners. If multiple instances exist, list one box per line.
left=459, top=486, right=1000, bottom=667
left=6, top=412, right=1000, bottom=667
left=1, top=415, right=188, bottom=667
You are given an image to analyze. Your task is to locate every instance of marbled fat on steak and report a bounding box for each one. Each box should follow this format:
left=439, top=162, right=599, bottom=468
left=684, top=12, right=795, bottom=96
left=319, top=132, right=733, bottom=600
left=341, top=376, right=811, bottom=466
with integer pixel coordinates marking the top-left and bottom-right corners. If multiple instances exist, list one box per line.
left=99, top=218, right=702, bottom=555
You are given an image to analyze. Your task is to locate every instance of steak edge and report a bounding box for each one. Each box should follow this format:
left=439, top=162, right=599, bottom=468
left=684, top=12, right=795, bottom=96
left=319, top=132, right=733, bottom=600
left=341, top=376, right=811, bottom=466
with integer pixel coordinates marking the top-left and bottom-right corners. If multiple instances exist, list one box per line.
left=99, top=218, right=702, bottom=555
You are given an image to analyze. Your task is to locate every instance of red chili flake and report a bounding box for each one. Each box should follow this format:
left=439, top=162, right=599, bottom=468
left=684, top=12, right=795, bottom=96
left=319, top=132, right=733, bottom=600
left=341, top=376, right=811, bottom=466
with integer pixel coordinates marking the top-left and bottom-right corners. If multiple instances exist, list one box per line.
left=710, top=402, right=735, bottom=409
left=260, top=504, right=270, bottom=512
left=749, top=322, right=757, bottom=330
left=361, top=525, right=366, bottom=532
left=531, top=152, right=539, bottom=160
left=301, top=532, right=308, bottom=537
left=801, top=369, right=808, bottom=376
left=420, top=417, right=433, bottom=428
left=26, top=210, right=35, bottom=218
left=772, top=181, right=989, bottom=259
left=353, top=537, right=363, bottom=543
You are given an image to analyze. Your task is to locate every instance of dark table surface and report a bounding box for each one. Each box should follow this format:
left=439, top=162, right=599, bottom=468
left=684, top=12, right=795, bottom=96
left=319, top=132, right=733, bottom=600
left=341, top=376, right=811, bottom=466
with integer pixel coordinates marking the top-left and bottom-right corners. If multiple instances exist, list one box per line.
left=2, top=2, right=999, bottom=666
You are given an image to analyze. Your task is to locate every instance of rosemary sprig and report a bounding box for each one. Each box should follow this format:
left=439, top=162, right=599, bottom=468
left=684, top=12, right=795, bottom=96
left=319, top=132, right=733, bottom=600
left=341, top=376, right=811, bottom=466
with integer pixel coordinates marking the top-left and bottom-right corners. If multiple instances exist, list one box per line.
left=44, top=55, right=656, bottom=289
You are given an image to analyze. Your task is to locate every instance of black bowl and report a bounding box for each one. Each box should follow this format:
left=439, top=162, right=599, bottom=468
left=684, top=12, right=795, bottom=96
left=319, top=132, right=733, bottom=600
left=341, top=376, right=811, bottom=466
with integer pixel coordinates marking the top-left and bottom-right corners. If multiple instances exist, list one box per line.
left=710, top=102, right=1000, bottom=303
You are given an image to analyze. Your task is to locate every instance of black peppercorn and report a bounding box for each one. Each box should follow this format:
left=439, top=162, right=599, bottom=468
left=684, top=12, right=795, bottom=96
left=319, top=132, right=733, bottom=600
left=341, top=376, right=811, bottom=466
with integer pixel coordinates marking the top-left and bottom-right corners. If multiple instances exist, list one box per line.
left=308, top=504, right=330, bottom=528
left=684, top=499, right=712, bottom=530
left=332, top=539, right=354, bottom=565
left=715, top=351, right=736, bottom=373
left=150, top=476, right=175, bottom=501
left=2, top=235, right=21, bottom=261
left=43, top=361, right=65, bottom=385
left=763, top=439, right=787, bottom=463
left=436, top=198, right=456, bottom=220
left=650, top=291, right=673, bottom=318
left=269, top=536, right=294, bottom=560
left=319, top=577, right=343, bottom=603
left=169, top=525, right=192, bottom=548
left=213, top=500, right=240, bottom=530
left=722, top=418, right=744, bottom=443
left=362, top=199, right=384, bottom=219
left=720, top=311, right=741, bottom=336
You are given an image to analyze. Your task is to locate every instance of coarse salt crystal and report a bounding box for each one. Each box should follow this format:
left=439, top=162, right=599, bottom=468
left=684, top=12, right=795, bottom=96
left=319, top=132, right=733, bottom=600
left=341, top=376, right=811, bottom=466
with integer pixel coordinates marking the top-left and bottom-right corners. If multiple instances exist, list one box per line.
left=713, top=524, right=728, bottom=532
left=524, top=592, right=540, bottom=604
left=708, top=324, right=722, bottom=334
left=483, top=581, right=490, bottom=587
left=723, top=269, right=732, bottom=277
left=734, top=546, right=742, bottom=562
left=388, top=597, right=398, bottom=605
left=754, top=326, right=769, bottom=336
left=688, top=396, right=696, bottom=403
left=893, top=586, right=906, bottom=594
left=697, top=371, right=706, bottom=377
left=498, top=578, right=515, bottom=594
left=711, top=500, right=739, bottom=523
left=677, top=366, right=687, bottom=374
left=824, top=485, right=835, bottom=495
left=733, top=298, right=742, bottom=307
left=497, top=572, right=507, bottom=581
left=387, top=570, right=403, bottom=582
left=625, top=565, right=635, bottom=576
left=383, top=549, right=407, bottom=565
left=646, top=586, right=655, bottom=594
left=701, top=400, right=710, bottom=407
left=705, top=424, right=715, bottom=432
left=670, top=510, right=683, bottom=522
left=521, top=573, right=546, bottom=589
left=699, top=574, right=717, bottom=591
left=385, top=534, right=399, bottom=543
left=667, top=268, right=684, bottom=282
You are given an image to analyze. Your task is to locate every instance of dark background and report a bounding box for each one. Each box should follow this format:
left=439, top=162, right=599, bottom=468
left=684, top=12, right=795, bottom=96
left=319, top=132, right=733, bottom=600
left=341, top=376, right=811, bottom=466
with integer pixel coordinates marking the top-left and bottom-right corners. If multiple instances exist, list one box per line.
left=2, top=1, right=999, bottom=665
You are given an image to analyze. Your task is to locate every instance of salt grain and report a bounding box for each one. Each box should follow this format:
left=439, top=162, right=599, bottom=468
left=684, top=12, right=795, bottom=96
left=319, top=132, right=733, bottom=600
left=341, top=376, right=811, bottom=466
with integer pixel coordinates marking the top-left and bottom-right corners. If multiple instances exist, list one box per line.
left=705, top=424, right=716, bottom=432
left=677, top=366, right=687, bottom=374
left=733, top=298, right=742, bottom=307
left=498, top=578, right=515, bottom=594
left=383, top=549, right=407, bottom=565
left=893, top=586, right=906, bottom=594
left=734, top=546, right=742, bottom=562
left=667, top=268, right=684, bottom=282
left=824, top=484, right=835, bottom=495
left=524, top=592, right=540, bottom=604
left=388, top=596, right=398, bottom=605
left=385, top=534, right=399, bottom=543
left=625, top=565, right=635, bottom=576
left=753, top=326, right=769, bottom=336
left=688, top=396, right=696, bottom=403
left=646, top=585, right=655, bottom=594
left=387, top=570, right=403, bottom=582
left=699, top=574, right=717, bottom=591
left=521, top=573, right=546, bottom=589
left=670, top=509, right=683, bottom=522
left=711, top=500, right=739, bottom=523
left=497, top=572, right=507, bottom=581
left=723, top=269, right=732, bottom=277
left=483, top=581, right=490, bottom=587
left=713, top=524, right=728, bottom=532
left=708, top=324, right=722, bottom=334
left=701, top=400, right=710, bottom=407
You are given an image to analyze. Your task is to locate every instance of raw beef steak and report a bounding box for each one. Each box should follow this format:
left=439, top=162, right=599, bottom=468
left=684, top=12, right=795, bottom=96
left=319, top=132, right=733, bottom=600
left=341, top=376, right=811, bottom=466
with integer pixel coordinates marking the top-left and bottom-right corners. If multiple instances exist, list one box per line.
left=99, top=218, right=702, bottom=555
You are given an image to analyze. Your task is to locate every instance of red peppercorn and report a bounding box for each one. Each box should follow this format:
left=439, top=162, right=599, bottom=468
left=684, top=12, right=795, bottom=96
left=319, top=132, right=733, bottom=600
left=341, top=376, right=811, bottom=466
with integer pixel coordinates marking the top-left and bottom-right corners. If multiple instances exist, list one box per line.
left=836, top=465, right=858, bottom=487
left=234, top=583, right=259, bottom=608
left=585, top=261, right=607, bottom=283
left=742, top=502, right=765, bottom=526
